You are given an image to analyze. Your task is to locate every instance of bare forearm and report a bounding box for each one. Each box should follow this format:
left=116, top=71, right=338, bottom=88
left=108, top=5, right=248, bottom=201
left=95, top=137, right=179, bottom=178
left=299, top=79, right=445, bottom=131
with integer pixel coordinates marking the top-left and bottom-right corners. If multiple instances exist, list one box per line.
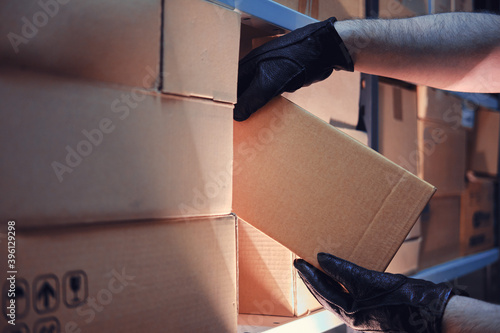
left=335, top=13, right=500, bottom=93
left=443, top=296, right=500, bottom=333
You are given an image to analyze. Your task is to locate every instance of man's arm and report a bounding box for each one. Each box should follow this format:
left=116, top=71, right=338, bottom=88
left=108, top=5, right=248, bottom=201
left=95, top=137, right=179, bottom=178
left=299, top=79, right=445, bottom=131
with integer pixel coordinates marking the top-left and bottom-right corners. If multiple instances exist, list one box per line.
left=443, top=295, right=500, bottom=333
left=335, top=12, right=500, bottom=93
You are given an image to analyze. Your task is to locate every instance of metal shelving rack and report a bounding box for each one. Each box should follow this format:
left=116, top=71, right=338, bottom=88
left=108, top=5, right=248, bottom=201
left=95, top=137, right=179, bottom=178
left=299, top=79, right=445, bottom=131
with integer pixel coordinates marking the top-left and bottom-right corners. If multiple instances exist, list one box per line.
left=214, top=0, right=500, bottom=332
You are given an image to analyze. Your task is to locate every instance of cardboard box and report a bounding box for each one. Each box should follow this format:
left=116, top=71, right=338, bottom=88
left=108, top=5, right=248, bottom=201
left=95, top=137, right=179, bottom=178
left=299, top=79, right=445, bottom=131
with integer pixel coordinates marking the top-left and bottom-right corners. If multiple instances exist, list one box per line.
left=238, top=219, right=321, bottom=317
left=0, top=0, right=240, bottom=103
left=417, top=87, right=467, bottom=196
left=162, top=0, right=240, bottom=103
left=0, top=215, right=237, bottom=333
left=233, top=96, right=435, bottom=271
left=336, top=127, right=369, bottom=146
left=386, top=238, right=421, bottom=275
left=379, top=0, right=428, bottom=18
left=417, top=119, right=467, bottom=196
left=419, top=196, right=461, bottom=269
left=0, top=67, right=233, bottom=227
left=273, top=0, right=365, bottom=20
left=469, top=107, right=500, bottom=177
left=379, top=82, right=419, bottom=175
left=460, top=173, right=496, bottom=256
left=452, top=0, right=474, bottom=12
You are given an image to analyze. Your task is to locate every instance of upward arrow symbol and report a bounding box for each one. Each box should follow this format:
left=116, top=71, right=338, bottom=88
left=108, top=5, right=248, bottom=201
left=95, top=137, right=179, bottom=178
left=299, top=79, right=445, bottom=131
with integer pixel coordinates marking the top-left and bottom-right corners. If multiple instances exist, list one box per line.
left=37, top=281, right=55, bottom=309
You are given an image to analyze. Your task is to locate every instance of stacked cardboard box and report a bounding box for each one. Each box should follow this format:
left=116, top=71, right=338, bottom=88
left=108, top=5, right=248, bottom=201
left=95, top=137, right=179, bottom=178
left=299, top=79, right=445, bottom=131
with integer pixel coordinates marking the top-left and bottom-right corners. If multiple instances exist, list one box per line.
left=0, top=0, right=240, bottom=332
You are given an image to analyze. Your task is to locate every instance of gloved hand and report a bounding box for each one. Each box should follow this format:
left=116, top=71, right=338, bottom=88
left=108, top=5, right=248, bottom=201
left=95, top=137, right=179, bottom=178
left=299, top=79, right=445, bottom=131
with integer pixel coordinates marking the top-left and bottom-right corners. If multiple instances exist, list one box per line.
left=294, top=253, right=468, bottom=333
left=234, top=17, right=354, bottom=121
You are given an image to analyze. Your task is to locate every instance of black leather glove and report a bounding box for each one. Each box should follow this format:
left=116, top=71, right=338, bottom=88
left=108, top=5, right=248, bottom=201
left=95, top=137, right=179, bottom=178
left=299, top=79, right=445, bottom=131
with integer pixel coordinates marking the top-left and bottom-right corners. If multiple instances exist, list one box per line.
left=294, top=253, right=468, bottom=333
left=234, top=17, right=354, bottom=121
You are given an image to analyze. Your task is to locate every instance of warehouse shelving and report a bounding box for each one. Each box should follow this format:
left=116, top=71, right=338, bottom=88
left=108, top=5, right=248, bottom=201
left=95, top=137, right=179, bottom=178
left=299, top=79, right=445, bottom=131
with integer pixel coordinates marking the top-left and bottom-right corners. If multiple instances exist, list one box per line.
left=225, top=0, right=500, bottom=332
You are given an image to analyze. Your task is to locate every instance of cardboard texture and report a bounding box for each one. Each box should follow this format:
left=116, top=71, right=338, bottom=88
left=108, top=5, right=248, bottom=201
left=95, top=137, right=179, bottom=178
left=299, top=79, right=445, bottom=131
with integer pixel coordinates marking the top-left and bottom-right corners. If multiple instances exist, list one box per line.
left=162, top=0, right=240, bottom=103
left=238, top=219, right=321, bottom=317
left=460, top=173, right=496, bottom=256
left=336, top=127, right=369, bottom=146
left=0, top=67, right=233, bottom=227
left=419, top=196, right=461, bottom=269
left=386, top=238, right=421, bottom=275
left=0, top=215, right=237, bottom=333
left=469, top=107, right=500, bottom=176
left=379, top=0, right=428, bottom=18
left=233, top=96, right=436, bottom=271
left=0, top=0, right=161, bottom=89
left=273, top=0, right=365, bottom=20
left=379, top=82, right=419, bottom=175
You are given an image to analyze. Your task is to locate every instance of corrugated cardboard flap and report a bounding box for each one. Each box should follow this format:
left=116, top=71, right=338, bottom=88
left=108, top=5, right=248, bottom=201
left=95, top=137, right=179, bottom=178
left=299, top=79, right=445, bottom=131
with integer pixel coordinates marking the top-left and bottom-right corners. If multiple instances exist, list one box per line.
left=233, top=96, right=435, bottom=271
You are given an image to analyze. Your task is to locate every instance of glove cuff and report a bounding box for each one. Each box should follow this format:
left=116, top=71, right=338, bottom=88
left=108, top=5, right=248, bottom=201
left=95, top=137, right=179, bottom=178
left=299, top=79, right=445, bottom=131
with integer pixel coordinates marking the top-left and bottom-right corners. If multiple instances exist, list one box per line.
left=325, top=17, right=355, bottom=72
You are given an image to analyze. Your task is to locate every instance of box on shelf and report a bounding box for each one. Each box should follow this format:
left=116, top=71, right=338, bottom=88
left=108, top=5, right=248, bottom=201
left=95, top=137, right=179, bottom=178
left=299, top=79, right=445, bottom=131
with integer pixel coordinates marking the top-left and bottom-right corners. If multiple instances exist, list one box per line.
left=233, top=96, right=435, bottom=272
left=419, top=196, right=461, bottom=269
left=468, top=107, right=500, bottom=177
left=273, top=0, right=365, bottom=20
left=417, top=86, right=467, bottom=196
left=460, top=172, right=496, bottom=256
left=238, top=219, right=321, bottom=317
left=0, top=0, right=240, bottom=103
left=0, top=67, right=233, bottom=227
left=379, top=0, right=428, bottom=18
left=379, top=81, right=419, bottom=175
left=452, top=0, right=474, bottom=11
left=386, top=238, right=421, bottom=275
left=162, top=0, right=240, bottom=103
left=0, top=215, right=237, bottom=333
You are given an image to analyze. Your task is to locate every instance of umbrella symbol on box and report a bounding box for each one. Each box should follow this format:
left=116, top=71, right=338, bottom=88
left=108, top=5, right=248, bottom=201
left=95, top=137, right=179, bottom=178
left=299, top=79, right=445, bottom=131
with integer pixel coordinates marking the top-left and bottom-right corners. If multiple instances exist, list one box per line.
left=33, top=274, right=59, bottom=314
left=2, top=278, right=29, bottom=319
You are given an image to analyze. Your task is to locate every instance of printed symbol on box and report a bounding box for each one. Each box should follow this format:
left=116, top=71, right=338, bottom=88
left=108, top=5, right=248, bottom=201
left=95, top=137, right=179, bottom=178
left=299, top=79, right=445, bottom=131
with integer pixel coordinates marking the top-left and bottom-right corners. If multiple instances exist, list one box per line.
left=33, top=317, right=60, bottom=333
left=2, top=278, right=30, bottom=319
left=33, top=274, right=59, bottom=314
left=63, top=270, right=88, bottom=308
left=2, top=322, right=29, bottom=333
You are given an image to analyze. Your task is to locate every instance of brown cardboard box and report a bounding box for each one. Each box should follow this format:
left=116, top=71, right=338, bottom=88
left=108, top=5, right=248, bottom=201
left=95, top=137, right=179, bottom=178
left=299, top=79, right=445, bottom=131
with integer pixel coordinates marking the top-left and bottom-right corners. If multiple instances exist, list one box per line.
left=0, top=215, right=237, bottom=333
left=379, top=82, right=419, bottom=175
left=452, top=0, right=474, bottom=11
left=162, top=0, right=240, bottom=103
left=0, top=0, right=240, bottom=102
left=460, top=173, right=496, bottom=255
left=238, top=219, right=321, bottom=317
left=233, top=96, right=435, bottom=271
left=417, top=119, right=467, bottom=196
left=417, top=87, right=467, bottom=196
left=273, top=0, right=365, bottom=20
left=0, top=67, right=233, bottom=227
left=419, top=196, right=461, bottom=269
left=386, top=238, right=422, bottom=275
left=469, top=107, right=500, bottom=177
left=379, top=0, right=428, bottom=18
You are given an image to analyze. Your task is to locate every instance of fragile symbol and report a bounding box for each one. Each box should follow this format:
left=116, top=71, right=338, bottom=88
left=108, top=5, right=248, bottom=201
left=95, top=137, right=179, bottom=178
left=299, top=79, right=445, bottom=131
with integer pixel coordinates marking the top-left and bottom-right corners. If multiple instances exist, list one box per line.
left=2, top=278, right=29, bottom=319
left=63, top=270, right=88, bottom=308
left=2, top=322, right=29, bottom=333
left=34, top=317, right=60, bottom=333
left=33, top=275, right=59, bottom=314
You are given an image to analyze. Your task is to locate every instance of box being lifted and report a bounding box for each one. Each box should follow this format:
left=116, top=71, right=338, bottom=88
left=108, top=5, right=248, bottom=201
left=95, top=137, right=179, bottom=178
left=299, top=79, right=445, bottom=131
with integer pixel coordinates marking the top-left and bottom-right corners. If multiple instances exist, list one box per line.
left=233, top=96, right=435, bottom=271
